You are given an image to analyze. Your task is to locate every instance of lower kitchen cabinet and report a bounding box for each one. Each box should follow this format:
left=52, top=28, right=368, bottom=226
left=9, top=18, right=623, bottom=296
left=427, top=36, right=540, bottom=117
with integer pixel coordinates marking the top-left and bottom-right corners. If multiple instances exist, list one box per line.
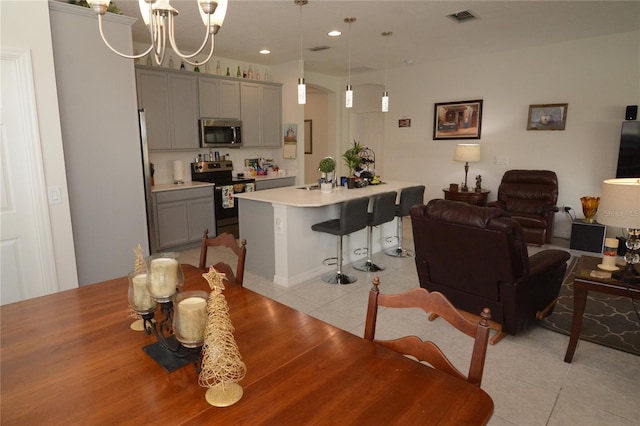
left=154, top=186, right=214, bottom=250
left=255, top=177, right=295, bottom=190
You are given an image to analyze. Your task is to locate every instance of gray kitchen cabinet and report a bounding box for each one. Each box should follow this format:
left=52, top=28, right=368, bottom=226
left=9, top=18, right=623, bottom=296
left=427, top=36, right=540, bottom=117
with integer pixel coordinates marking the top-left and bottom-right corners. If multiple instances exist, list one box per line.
left=199, top=76, right=240, bottom=119
left=154, top=186, right=214, bottom=250
left=240, top=82, right=282, bottom=147
left=136, top=67, right=199, bottom=150
left=255, top=177, right=295, bottom=190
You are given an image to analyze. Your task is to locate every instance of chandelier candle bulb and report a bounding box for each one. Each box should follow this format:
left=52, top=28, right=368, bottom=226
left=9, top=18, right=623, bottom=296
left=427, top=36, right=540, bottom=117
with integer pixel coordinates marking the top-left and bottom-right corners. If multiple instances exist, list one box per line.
left=148, top=256, right=180, bottom=300
left=174, top=293, right=208, bottom=347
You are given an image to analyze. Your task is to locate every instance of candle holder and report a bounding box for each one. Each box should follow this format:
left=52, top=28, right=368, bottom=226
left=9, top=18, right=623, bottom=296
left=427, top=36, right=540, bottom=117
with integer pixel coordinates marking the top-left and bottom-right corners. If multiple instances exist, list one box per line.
left=174, top=291, right=209, bottom=348
left=139, top=253, right=204, bottom=372
left=146, top=252, right=184, bottom=302
left=140, top=299, right=204, bottom=373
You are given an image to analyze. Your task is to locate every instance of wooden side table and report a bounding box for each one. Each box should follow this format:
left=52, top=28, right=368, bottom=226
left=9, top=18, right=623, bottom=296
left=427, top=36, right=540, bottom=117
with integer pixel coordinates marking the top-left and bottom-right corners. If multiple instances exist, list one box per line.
left=564, top=255, right=640, bottom=363
left=443, top=188, right=490, bottom=206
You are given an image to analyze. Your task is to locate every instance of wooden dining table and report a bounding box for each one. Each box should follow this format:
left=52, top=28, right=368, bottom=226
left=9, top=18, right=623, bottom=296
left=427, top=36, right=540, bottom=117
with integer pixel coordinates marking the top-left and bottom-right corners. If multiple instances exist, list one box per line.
left=0, top=264, right=493, bottom=425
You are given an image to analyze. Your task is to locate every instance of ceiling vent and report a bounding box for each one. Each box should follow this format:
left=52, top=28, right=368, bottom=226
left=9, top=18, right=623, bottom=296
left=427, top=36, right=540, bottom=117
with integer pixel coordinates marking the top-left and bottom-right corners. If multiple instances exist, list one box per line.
left=309, top=45, right=331, bottom=52
left=447, top=10, right=478, bottom=23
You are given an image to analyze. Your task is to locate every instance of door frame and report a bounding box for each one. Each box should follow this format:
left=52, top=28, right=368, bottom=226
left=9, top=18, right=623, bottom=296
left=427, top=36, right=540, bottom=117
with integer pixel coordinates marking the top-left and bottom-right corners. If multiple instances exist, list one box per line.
left=1, top=47, right=58, bottom=302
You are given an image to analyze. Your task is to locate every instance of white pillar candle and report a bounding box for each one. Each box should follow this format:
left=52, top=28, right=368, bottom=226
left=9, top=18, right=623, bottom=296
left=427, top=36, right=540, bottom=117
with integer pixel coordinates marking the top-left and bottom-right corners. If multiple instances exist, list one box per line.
left=175, top=296, right=207, bottom=343
left=149, top=257, right=179, bottom=299
left=132, top=273, right=155, bottom=310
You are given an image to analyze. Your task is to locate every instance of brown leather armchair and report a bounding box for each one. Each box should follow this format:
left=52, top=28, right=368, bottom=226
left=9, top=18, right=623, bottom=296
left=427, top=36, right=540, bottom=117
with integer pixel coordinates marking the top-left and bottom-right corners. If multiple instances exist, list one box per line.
left=410, top=199, right=571, bottom=342
left=487, top=170, right=559, bottom=245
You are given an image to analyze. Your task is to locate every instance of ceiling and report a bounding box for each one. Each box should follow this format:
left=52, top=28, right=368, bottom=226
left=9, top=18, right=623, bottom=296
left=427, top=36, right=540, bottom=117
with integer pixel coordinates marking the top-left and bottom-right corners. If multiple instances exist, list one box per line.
left=109, top=0, right=639, bottom=76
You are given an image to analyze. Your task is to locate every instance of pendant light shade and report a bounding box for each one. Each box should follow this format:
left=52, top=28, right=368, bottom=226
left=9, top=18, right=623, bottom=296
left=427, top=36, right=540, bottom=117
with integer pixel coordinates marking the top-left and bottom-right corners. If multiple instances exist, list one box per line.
left=346, top=84, right=354, bottom=108
left=382, top=91, right=389, bottom=112
left=381, top=31, right=392, bottom=112
left=298, top=77, right=306, bottom=105
left=295, top=0, right=308, bottom=105
left=344, top=17, right=356, bottom=108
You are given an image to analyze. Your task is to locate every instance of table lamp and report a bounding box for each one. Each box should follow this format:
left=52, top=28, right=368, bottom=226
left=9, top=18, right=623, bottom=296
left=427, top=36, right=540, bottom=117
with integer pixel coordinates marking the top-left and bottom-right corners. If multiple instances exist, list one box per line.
left=596, top=178, right=640, bottom=284
left=454, top=144, right=480, bottom=192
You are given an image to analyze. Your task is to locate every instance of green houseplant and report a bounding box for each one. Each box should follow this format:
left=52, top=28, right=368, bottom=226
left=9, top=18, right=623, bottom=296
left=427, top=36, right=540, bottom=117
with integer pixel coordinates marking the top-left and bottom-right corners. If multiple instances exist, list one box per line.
left=318, top=157, right=336, bottom=192
left=318, top=157, right=336, bottom=175
left=342, top=141, right=364, bottom=188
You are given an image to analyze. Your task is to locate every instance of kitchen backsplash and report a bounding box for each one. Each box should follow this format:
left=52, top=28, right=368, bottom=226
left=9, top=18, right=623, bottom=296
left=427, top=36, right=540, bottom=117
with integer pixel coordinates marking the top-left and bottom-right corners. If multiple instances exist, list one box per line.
left=150, top=149, right=298, bottom=185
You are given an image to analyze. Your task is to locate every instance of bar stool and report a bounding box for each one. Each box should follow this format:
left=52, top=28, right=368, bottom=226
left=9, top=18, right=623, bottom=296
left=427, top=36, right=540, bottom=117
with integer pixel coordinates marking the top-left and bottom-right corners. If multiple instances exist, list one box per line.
left=353, top=191, right=397, bottom=272
left=311, top=197, right=369, bottom=284
left=384, top=185, right=425, bottom=257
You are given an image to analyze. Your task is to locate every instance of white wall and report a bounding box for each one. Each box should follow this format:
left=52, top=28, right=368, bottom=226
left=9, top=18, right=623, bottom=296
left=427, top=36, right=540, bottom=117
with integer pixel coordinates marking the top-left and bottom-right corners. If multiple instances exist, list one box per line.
left=352, top=30, right=640, bottom=239
left=1, top=0, right=78, bottom=289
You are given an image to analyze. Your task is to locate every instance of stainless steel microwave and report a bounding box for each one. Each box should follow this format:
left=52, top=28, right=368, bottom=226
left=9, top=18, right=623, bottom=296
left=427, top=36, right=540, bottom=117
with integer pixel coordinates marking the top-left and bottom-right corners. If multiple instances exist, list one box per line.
left=199, top=119, right=242, bottom=148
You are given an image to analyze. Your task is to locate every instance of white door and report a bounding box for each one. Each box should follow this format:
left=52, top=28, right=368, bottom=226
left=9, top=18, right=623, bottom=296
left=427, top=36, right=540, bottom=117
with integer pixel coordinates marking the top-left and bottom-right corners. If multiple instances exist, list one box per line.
left=354, top=112, right=385, bottom=176
left=1, top=49, right=58, bottom=305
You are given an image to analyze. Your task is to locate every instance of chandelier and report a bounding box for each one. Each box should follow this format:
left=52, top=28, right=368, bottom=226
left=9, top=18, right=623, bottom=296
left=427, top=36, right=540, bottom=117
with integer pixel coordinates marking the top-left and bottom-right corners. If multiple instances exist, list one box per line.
left=86, top=0, right=228, bottom=66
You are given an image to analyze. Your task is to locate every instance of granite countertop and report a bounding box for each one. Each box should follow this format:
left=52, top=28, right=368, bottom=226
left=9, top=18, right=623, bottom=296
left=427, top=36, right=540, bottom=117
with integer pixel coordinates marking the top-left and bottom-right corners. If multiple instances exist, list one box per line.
left=152, top=181, right=214, bottom=193
left=234, top=180, right=419, bottom=208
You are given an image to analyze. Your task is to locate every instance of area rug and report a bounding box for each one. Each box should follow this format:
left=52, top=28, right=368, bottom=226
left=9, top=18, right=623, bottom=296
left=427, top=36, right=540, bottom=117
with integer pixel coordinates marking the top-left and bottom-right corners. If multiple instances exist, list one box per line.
left=538, top=257, right=640, bottom=356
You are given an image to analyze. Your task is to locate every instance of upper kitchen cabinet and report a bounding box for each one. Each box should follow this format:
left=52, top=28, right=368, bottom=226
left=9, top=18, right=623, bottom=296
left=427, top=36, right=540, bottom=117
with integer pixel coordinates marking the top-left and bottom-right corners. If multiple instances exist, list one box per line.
left=240, top=82, right=282, bottom=147
left=136, top=67, right=199, bottom=150
left=198, top=76, right=240, bottom=119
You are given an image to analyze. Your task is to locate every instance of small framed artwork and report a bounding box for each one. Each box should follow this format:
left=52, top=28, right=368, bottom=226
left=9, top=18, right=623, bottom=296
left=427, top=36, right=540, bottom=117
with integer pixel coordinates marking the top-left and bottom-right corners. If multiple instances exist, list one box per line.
left=527, top=103, right=568, bottom=130
left=283, top=123, right=297, bottom=159
left=398, top=118, right=411, bottom=127
left=433, top=99, right=483, bottom=140
left=304, top=120, right=313, bottom=154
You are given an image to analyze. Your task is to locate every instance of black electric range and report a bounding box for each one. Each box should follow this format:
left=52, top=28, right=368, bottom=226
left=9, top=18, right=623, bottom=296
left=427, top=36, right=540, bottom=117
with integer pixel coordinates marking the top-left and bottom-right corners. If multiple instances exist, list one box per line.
left=191, top=161, right=255, bottom=238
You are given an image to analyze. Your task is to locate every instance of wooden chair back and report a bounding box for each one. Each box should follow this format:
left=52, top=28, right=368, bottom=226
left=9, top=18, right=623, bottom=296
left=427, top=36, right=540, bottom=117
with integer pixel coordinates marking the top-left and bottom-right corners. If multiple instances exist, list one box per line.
left=364, top=277, right=491, bottom=387
left=199, top=229, right=247, bottom=287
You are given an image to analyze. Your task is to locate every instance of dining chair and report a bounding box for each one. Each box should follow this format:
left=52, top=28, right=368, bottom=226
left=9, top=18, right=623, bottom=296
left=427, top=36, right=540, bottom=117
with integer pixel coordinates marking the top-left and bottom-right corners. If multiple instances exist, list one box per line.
left=199, top=229, right=247, bottom=287
left=364, top=276, right=491, bottom=387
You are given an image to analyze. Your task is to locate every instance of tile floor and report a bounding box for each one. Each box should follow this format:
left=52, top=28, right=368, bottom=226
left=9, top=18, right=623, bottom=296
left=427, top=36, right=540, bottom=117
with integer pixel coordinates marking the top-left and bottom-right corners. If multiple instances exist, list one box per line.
left=179, top=219, right=640, bottom=425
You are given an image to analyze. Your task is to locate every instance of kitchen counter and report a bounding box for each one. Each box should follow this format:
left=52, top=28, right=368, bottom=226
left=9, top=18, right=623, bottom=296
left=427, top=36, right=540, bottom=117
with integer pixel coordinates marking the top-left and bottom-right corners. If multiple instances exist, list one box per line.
left=235, top=181, right=421, bottom=287
left=251, top=174, right=296, bottom=182
left=151, top=181, right=214, bottom=193
left=234, top=180, right=417, bottom=207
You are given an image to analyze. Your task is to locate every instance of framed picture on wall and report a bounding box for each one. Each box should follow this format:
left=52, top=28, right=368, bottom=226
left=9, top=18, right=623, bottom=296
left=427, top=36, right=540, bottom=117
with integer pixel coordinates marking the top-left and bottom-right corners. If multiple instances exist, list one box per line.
left=526, top=103, right=568, bottom=130
left=304, top=120, right=313, bottom=154
left=433, top=99, right=483, bottom=140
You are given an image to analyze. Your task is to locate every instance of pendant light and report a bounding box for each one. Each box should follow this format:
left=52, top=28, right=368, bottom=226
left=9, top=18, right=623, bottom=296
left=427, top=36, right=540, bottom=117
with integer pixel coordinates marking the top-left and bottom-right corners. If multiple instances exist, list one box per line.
left=295, top=0, right=308, bottom=105
left=344, top=17, right=356, bottom=108
left=381, top=31, right=392, bottom=112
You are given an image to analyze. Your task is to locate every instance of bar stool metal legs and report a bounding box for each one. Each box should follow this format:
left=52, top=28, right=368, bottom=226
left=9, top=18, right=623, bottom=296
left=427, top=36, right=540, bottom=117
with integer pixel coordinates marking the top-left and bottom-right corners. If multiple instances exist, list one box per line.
left=322, top=235, right=357, bottom=284
left=384, top=216, right=414, bottom=257
left=354, top=191, right=397, bottom=271
left=384, top=185, right=425, bottom=258
left=354, top=225, right=385, bottom=272
left=311, top=197, right=370, bottom=285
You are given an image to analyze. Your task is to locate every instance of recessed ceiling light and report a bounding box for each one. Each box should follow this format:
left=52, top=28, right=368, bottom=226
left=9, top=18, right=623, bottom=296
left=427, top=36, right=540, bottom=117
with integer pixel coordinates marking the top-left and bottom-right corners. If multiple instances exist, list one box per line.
left=259, top=49, right=271, bottom=55
left=328, top=30, right=341, bottom=37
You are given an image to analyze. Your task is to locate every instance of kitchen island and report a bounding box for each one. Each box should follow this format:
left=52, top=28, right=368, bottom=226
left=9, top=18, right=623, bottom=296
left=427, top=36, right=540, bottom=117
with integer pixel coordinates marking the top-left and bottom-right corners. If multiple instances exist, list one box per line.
left=234, top=181, right=420, bottom=287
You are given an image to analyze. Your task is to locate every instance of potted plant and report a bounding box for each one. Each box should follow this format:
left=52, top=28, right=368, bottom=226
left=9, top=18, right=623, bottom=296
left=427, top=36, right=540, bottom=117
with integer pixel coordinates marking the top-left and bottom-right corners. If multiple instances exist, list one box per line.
left=342, top=140, right=364, bottom=188
left=318, top=157, right=336, bottom=193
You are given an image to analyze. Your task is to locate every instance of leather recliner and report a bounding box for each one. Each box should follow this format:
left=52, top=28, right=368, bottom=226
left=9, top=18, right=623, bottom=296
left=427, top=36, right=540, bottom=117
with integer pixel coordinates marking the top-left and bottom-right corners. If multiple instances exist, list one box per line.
left=410, top=199, right=571, bottom=340
left=487, top=170, right=560, bottom=245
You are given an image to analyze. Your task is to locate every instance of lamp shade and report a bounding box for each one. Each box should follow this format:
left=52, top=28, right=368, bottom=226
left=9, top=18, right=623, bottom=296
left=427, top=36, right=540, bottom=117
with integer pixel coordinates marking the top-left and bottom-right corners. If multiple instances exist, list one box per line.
left=454, top=144, right=481, bottom=162
left=596, top=178, right=640, bottom=229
